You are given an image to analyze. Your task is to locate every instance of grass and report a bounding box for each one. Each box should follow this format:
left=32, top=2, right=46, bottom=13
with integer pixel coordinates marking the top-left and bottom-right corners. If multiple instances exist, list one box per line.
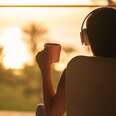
left=0, top=84, right=39, bottom=111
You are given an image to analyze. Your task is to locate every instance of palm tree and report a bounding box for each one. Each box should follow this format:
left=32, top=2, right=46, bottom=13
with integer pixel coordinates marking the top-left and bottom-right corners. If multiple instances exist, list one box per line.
left=63, top=46, right=76, bottom=54
left=91, top=0, right=116, bottom=5
left=107, top=0, right=116, bottom=6
left=108, top=0, right=116, bottom=5
left=0, top=46, right=3, bottom=66
left=23, top=22, right=47, bottom=56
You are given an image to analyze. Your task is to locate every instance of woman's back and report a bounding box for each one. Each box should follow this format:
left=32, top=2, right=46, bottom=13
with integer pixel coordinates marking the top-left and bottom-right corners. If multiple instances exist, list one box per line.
left=66, top=56, right=116, bottom=116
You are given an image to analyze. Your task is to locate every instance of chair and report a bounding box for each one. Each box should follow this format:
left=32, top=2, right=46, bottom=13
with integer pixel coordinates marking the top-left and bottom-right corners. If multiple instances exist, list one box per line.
left=66, top=56, right=116, bottom=116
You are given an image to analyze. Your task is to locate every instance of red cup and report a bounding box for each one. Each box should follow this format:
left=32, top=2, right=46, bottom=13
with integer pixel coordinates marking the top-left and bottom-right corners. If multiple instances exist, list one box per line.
left=44, top=43, right=61, bottom=63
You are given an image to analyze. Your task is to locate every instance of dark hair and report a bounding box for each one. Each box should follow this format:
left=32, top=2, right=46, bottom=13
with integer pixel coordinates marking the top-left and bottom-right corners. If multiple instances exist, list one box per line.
left=86, top=7, right=116, bottom=57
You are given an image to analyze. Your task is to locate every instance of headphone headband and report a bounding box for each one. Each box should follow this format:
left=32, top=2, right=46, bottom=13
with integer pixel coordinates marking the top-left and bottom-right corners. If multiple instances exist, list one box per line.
left=81, top=7, right=108, bottom=31
left=80, top=7, right=108, bottom=45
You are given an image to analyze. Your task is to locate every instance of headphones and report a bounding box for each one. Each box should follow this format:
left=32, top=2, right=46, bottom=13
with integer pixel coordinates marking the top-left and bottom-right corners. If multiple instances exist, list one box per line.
left=80, top=8, right=104, bottom=45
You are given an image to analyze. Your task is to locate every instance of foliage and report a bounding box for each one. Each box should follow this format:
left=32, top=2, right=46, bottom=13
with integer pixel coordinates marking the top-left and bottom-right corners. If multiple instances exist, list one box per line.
left=0, top=61, right=61, bottom=111
left=107, top=0, right=116, bottom=5
left=91, top=0, right=116, bottom=5
left=0, top=21, right=63, bottom=111
left=23, top=22, right=48, bottom=56
left=63, top=46, right=76, bottom=54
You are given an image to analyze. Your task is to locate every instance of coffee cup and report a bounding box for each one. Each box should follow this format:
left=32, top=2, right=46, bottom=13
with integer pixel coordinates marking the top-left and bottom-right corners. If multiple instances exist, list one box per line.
left=44, top=43, right=61, bottom=63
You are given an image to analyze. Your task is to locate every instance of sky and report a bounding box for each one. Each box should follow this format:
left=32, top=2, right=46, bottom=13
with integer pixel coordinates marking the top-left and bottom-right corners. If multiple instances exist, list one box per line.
left=0, top=7, right=89, bottom=70
left=0, top=0, right=111, bottom=5
left=0, top=0, right=92, bottom=5
left=0, top=0, right=109, bottom=70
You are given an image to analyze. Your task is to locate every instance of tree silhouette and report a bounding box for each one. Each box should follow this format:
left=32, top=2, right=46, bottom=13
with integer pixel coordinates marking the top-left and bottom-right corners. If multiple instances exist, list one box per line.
left=0, top=46, right=3, bottom=66
left=107, top=0, right=116, bottom=5
left=91, top=0, right=116, bottom=5
left=63, top=46, right=76, bottom=54
left=23, top=22, right=47, bottom=56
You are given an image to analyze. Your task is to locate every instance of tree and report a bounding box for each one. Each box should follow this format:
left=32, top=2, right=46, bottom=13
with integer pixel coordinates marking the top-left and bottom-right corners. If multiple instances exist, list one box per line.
left=91, top=0, right=116, bottom=5
left=0, top=46, right=3, bottom=67
left=107, top=0, right=116, bottom=5
left=23, top=22, right=48, bottom=56
left=63, top=46, right=76, bottom=54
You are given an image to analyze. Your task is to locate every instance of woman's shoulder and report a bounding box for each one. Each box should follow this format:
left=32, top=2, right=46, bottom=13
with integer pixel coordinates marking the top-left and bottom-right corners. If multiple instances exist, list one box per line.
left=66, top=56, right=88, bottom=68
left=68, top=55, right=91, bottom=65
left=67, top=55, right=116, bottom=68
left=70, top=55, right=89, bottom=61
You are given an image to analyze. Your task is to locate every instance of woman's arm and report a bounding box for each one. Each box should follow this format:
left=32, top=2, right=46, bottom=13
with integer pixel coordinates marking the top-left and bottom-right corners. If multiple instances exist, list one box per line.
left=36, top=50, right=65, bottom=116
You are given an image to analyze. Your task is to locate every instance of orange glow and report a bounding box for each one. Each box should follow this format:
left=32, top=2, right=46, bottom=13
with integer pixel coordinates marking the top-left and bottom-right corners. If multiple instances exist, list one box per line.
left=0, top=27, right=31, bottom=69
left=0, top=7, right=91, bottom=70
left=0, top=0, right=99, bottom=70
left=0, top=0, right=92, bottom=5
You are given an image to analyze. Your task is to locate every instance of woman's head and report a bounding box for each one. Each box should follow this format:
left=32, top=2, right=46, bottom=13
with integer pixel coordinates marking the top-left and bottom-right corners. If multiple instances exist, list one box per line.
left=85, top=7, right=116, bottom=57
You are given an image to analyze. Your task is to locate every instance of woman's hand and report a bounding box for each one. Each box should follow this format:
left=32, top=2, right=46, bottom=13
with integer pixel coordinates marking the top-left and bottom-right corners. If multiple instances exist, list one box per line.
left=36, top=47, right=65, bottom=116
left=36, top=48, right=52, bottom=71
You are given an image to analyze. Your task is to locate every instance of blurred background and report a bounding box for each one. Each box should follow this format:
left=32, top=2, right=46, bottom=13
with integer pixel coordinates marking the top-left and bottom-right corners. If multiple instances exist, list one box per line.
left=0, top=0, right=115, bottom=115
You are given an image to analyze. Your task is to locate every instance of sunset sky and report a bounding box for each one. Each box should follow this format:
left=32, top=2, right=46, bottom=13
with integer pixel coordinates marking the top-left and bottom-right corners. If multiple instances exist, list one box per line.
left=0, top=0, right=114, bottom=5
left=0, top=0, right=108, bottom=70
left=0, top=0, right=92, bottom=5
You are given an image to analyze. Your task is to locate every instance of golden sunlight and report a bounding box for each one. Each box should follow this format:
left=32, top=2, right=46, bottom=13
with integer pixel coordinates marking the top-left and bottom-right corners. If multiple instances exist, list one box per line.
left=39, top=0, right=92, bottom=5
left=0, top=27, right=31, bottom=69
left=0, top=5, right=96, bottom=70
left=0, top=0, right=92, bottom=5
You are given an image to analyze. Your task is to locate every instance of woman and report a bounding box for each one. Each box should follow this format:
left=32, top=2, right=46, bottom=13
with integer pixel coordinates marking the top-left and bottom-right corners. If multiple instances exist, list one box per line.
left=36, top=7, right=116, bottom=116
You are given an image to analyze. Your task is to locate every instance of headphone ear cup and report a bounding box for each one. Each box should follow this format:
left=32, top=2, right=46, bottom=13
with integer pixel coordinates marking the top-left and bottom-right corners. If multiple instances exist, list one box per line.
left=80, top=31, right=84, bottom=44
left=80, top=29, right=89, bottom=45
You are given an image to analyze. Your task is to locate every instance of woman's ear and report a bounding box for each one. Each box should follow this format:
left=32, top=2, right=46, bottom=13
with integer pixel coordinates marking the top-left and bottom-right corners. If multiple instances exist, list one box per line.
left=80, top=29, right=90, bottom=45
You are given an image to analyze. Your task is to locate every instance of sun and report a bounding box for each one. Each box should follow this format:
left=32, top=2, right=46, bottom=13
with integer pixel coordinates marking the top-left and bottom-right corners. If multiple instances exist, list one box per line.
left=0, top=27, right=31, bottom=69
